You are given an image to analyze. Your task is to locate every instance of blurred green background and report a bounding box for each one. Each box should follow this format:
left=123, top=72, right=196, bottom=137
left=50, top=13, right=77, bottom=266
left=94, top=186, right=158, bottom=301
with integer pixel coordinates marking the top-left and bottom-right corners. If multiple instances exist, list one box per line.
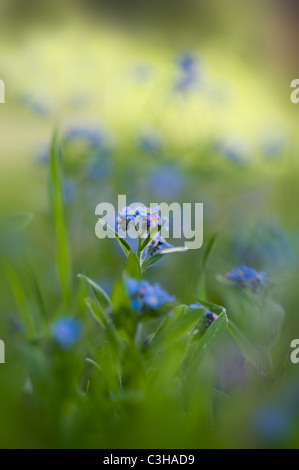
left=0, top=0, right=299, bottom=449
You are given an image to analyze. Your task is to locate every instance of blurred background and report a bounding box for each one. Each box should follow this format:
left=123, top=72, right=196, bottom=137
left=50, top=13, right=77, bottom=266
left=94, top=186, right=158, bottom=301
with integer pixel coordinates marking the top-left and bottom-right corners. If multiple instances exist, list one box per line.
left=0, top=0, right=299, bottom=449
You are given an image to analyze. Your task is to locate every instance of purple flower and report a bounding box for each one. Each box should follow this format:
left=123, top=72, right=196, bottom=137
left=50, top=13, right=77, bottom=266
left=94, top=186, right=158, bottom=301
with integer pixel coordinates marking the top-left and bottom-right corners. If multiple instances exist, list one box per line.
left=51, top=317, right=82, bottom=350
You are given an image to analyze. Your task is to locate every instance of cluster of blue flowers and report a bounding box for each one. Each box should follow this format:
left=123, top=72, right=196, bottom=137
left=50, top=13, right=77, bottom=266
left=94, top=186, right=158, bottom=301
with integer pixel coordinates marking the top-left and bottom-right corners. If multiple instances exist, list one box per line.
left=125, top=278, right=175, bottom=311
left=226, top=265, right=267, bottom=292
left=117, top=205, right=167, bottom=235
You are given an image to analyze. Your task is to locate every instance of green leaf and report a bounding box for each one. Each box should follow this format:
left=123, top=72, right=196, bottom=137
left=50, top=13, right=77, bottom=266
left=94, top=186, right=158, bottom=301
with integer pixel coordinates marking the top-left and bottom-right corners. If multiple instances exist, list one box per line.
left=50, top=133, right=71, bottom=305
left=24, top=258, right=48, bottom=325
left=196, top=298, right=226, bottom=316
left=6, top=265, right=36, bottom=338
left=228, top=319, right=261, bottom=370
left=78, top=274, right=113, bottom=311
left=152, top=307, right=202, bottom=347
left=201, top=232, right=219, bottom=272
left=193, top=311, right=228, bottom=360
left=142, top=246, right=189, bottom=270
left=111, top=281, right=128, bottom=312
left=263, top=299, right=285, bottom=346
left=85, top=297, right=106, bottom=328
left=125, top=252, right=142, bottom=280
left=96, top=218, right=131, bottom=256
left=198, top=232, right=219, bottom=299
left=0, top=212, right=34, bottom=236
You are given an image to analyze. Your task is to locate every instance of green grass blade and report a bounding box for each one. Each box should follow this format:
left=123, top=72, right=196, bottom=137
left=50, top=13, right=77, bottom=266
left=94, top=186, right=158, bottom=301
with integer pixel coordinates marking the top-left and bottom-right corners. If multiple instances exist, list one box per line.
left=6, top=265, right=36, bottom=338
left=50, top=133, right=71, bottom=305
left=96, top=218, right=132, bottom=256
left=78, top=274, right=113, bottom=310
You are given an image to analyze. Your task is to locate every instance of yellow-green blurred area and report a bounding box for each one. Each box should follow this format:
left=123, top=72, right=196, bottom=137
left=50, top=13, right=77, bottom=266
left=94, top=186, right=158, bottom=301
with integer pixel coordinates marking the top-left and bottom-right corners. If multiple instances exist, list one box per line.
left=1, top=0, right=299, bottom=449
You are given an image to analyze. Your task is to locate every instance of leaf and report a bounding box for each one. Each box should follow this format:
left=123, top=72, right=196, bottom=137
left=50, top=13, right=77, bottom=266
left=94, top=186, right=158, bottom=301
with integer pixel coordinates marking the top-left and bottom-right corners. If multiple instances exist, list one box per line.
left=24, top=258, right=48, bottom=325
left=142, top=246, right=189, bottom=270
left=152, top=307, right=203, bottom=347
left=196, top=298, right=227, bottom=316
left=263, top=300, right=285, bottom=346
left=192, top=311, right=228, bottom=361
left=124, top=252, right=142, bottom=280
left=201, top=232, right=219, bottom=272
left=228, top=319, right=261, bottom=370
left=96, top=218, right=131, bottom=256
left=50, top=133, right=71, bottom=305
left=6, top=265, right=36, bottom=338
left=85, top=298, right=122, bottom=355
left=150, top=304, right=189, bottom=345
left=78, top=274, right=112, bottom=311
left=111, top=281, right=128, bottom=312
left=85, top=297, right=106, bottom=328
left=198, top=232, right=219, bottom=300
left=0, top=212, right=34, bottom=236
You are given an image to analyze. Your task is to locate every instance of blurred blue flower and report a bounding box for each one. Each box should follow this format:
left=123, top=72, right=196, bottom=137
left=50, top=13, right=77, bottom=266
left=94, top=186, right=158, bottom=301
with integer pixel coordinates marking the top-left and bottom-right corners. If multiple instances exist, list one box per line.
left=137, top=131, right=162, bottom=154
left=125, top=278, right=175, bottom=311
left=252, top=404, right=292, bottom=445
left=175, top=53, right=198, bottom=92
left=62, top=178, right=77, bottom=204
left=147, top=165, right=182, bottom=198
left=214, top=136, right=250, bottom=164
left=21, top=94, right=49, bottom=116
left=226, top=265, right=267, bottom=292
left=188, top=301, right=206, bottom=310
left=63, top=125, right=107, bottom=149
left=233, top=222, right=291, bottom=269
left=262, top=131, right=285, bottom=159
left=87, top=153, right=113, bottom=180
left=51, top=317, right=82, bottom=350
left=36, top=145, right=50, bottom=164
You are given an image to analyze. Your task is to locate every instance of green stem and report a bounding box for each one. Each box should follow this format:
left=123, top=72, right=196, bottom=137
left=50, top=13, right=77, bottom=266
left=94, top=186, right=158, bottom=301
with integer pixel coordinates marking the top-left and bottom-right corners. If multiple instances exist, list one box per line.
left=137, top=236, right=142, bottom=262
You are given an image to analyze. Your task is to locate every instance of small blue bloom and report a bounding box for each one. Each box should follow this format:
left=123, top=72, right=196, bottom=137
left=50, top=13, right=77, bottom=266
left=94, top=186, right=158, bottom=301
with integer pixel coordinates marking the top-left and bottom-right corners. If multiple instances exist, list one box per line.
left=51, top=317, right=82, bottom=350
left=214, top=136, right=249, bottom=164
left=174, top=53, right=198, bottom=92
left=62, top=178, right=77, bottom=205
left=226, top=265, right=267, bottom=292
left=117, top=206, right=143, bottom=231
left=252, top=404, right=292, bottom=445
left=144, top=233, right=173, bottom=258
left=36, top=146, right=50, bottom=164
left=188, top=302, right=206, bottom=310
left=137, top=131, right=162, bottom=154
left=124, top=278, right=175, bottom=312
left=262, top=131, right=285, bottom=159
left=63, top=125, right=107, bottom=149
left=147, top=166, right=182, bottom=198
